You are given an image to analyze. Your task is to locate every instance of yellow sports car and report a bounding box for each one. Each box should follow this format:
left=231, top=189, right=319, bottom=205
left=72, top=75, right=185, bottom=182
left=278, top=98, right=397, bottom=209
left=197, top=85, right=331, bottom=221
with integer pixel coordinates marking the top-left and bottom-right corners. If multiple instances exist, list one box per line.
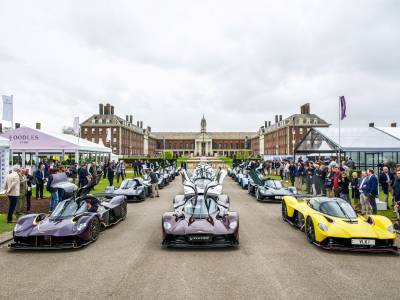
left=282, top=196, right=398, bottom=253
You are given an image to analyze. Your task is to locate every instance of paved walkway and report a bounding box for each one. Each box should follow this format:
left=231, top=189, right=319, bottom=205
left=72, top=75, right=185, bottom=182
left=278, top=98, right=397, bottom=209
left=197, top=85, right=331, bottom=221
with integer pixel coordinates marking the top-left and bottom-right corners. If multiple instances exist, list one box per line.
left=0, top=177, right=399, bottom=299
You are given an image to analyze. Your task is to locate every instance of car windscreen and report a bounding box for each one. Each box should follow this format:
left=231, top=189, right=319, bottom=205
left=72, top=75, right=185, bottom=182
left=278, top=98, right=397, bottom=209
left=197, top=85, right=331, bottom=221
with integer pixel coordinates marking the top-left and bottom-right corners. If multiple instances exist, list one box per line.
left=183, top=199, right=218, bottom=215
left=194, top=178, right=212, bottom=189
left=264, top=180, right=283, bottom=189
left=50, top=200, right=87, bottom=218
left=120, top=180, right=138, bottom=189
left=319, top=201, right=357, bottom=219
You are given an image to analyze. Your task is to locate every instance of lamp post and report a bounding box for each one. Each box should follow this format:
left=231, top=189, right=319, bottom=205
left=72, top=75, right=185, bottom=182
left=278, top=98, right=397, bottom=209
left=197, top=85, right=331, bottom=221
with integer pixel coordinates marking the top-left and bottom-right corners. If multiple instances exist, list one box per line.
left=163, top=136, right=166, bottom=167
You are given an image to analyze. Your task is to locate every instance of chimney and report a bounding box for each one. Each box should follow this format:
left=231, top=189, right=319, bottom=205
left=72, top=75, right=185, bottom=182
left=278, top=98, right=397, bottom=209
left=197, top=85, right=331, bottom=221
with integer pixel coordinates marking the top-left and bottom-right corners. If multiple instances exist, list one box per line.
left=264, top=121, right=268, bottom=128
left=0, top=123, right=2, bottom=133
left=104, top=103, right=110, bottom=115
left=390, top=122, right=397, bottom=128
left=99, top=104, right=104, bottom=115
left=126, top=115, right=129, bottom=122
left=147, top=126, right=151, bottom=132
left=140, top=121, right=143, bottom=128
left=130, top=115, right=133, bottom=124
left=301, top=103, right=310, bottom=114
left=15, top=123, right=20, bottom=129
left=268, top=121, right=271, bottom=127
left=36, top=123, right=41, bottom=130
left=369, top=122, right=375, bottom=127
left=110, top=106, right=114, bottom=115
left=275, top=115, right=278, bottom=123
left=279, top=115, right=282, bottom=122
left=137, top=121, right=140, bottom=127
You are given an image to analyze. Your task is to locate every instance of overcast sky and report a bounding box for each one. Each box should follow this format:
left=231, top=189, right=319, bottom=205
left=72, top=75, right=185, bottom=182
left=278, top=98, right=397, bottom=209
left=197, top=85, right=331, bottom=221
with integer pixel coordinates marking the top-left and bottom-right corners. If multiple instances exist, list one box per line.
left=0, top=0, right=399, bottom=133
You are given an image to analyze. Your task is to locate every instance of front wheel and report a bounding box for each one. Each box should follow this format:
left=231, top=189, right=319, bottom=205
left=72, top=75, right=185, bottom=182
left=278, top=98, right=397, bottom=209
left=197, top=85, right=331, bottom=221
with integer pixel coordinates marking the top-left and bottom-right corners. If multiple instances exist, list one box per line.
left=305, top=217, right=316, bottom=243
left=256, top=188, right=262, bottom=201
left=281, top=202, right=288, bottom=221
left=120, top=203, right=127, bottom=220
left=88, top=218, right=100, bottom=242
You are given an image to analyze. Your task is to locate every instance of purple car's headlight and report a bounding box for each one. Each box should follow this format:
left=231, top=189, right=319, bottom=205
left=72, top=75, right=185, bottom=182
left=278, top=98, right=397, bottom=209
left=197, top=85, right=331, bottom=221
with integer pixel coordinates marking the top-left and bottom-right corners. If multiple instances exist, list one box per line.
left=229, top=221, right=237, bottom=229
left=14, top=223, right=23, bottom=232
left=76, top=223, right=87, bottom=232
left=163, top=222, right=172, bottom=230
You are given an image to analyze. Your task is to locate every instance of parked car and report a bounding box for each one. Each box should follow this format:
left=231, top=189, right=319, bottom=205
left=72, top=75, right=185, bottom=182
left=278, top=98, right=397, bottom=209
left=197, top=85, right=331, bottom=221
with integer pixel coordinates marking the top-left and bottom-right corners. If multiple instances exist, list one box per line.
left=9, top=181, right=127, bottom=250
left=282, top=195, right=398, bottom=253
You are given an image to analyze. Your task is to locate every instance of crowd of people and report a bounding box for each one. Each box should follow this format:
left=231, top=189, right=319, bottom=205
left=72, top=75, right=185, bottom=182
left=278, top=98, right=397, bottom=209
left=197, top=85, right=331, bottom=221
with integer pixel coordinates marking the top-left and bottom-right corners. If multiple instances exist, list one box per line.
left=3, top=158, right=171, bottom=223
left=238, top=157, right=400, bottom=228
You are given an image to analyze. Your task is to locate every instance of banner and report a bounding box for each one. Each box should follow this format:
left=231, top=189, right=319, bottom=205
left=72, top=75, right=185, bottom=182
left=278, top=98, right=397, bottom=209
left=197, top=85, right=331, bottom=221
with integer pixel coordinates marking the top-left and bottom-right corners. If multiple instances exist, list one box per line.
left=0, top=148, right=9, bottom=190
left=2, top=95, right=13, bottom=122
left=339, top=96, right=347, bottom=120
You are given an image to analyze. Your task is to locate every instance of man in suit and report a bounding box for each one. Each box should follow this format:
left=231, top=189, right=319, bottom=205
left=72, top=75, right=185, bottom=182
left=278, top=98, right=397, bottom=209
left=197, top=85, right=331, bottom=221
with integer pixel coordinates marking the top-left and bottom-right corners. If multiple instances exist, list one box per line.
left=379, top=166, right=394, bottom=204
left=78, top=165, right=91, bottom=188
left=294, top=162, right=304, bottom=191
left=366, top=169, right=378, bottom=214
left=34, top=164, right=46, bottom=199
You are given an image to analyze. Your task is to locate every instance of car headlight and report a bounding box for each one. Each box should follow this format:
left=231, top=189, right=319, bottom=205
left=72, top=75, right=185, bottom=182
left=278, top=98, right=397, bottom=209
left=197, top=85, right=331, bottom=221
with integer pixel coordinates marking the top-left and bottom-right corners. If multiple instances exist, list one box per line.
left=318, top=223, right=328, bottom=232
left=163, top=222, right=172, bottom=230
left=387, top=225, right=394, bottom=233
left=14, top=223, right=23, bottom=232
left=229, top=221, right=237, bottom=229
left=77, top=223, right=87, bottom=231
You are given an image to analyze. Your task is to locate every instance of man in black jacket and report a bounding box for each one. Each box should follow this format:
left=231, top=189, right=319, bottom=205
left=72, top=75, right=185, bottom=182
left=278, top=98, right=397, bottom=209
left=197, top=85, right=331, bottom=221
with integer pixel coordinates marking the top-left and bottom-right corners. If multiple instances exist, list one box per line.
left=34, top=164, right=46, bottom=199
left=379, top=166, right=394, bottom=205
left=148, top=169, right=159, bottom=198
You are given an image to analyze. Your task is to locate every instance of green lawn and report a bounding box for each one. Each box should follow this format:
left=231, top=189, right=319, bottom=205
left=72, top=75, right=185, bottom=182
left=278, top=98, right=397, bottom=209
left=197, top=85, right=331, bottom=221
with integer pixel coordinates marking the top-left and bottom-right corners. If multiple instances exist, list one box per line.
left=0, top=214, right=15, bottom=234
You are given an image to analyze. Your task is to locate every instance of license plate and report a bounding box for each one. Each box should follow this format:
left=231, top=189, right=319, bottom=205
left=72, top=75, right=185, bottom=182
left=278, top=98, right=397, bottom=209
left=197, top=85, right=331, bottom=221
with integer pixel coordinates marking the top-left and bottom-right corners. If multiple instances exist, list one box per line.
left=189, top=235, right=211, bottom=242
left=275, top=196, right=283, bottom=199
left=351, top=239, right=375, bottom=246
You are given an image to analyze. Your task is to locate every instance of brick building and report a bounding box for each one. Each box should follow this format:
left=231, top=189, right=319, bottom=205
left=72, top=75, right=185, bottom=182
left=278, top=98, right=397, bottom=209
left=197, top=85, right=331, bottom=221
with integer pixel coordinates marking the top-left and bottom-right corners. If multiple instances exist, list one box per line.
left=80, top=103, right=328, bottom=158
left=80, top=103, right=157, bottom=156
left=259, top=103, right=329, bottom=156
left=152, top=115, right=255, bottom=157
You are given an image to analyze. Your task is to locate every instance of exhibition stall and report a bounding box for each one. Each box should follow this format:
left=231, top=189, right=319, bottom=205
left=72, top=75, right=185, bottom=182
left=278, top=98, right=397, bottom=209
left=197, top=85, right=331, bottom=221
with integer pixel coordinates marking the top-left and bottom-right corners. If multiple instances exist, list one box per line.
left=0, top=136, right=10, bottom=190
left=0, top=126, right=112, bottom=167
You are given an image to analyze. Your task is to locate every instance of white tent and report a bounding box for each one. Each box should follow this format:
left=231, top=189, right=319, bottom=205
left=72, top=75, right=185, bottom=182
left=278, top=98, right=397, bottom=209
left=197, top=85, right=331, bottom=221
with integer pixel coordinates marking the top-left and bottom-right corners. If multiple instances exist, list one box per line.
left=1, top=127, right=112, bottom=166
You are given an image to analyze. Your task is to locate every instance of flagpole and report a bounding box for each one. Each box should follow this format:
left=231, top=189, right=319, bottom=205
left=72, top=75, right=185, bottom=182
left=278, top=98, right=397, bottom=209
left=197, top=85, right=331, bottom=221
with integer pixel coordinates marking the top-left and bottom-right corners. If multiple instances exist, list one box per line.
left=11, top=95, right=14, bottom=129
left=338, top=96, right=341, bottom=166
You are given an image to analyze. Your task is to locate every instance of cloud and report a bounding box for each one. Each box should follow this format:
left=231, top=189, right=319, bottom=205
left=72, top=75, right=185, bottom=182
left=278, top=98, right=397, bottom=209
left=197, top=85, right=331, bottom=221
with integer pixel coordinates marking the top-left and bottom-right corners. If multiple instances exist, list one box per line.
left=0, top=0, right=399, bottom=133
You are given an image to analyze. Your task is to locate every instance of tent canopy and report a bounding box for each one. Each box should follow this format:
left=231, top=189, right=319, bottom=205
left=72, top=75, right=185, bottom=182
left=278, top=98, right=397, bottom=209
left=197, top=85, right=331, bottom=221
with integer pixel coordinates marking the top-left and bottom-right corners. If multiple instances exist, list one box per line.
left=1, top=126, right=111, bottom=153
left=296, top=127, right=400, bottom=153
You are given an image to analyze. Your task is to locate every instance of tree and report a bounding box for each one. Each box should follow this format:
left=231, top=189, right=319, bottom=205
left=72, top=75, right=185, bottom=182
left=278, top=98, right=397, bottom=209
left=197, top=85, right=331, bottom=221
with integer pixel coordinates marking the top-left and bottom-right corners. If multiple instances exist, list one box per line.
left=163, top=150, right=174, bottom=160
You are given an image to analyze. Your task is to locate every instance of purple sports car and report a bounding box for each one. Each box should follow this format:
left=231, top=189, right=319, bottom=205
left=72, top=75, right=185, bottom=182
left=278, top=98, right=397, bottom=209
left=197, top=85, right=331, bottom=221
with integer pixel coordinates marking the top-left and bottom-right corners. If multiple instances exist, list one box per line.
left=9, top=184, right=127, bottom=250
left=162, top=182, right=239, bottom=248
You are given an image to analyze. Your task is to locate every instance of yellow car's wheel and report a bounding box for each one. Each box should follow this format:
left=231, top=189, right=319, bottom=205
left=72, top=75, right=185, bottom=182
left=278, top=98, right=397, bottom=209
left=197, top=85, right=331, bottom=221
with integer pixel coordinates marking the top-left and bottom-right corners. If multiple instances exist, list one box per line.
left=305, top=217, right=316, bottom=243
left=281, top=201, right=288, bottom=221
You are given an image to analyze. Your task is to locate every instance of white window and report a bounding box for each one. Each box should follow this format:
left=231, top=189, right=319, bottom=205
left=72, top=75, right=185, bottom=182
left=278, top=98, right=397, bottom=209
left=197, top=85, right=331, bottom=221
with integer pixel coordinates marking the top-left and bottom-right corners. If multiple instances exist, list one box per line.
left=300, top=128, right=304, bottom=134
left=84, top=128, right=88, bottom=133
left=91, top=128, right=95, bottom=133
left=113, top=128, right=117, bottom=132
left=91, top=119, right=95, bottom=124
left=106, top=119, right=110, bottom=124
left=113, top=137, right=117, bottom=143
left=99, top=128, right=103, bottom=132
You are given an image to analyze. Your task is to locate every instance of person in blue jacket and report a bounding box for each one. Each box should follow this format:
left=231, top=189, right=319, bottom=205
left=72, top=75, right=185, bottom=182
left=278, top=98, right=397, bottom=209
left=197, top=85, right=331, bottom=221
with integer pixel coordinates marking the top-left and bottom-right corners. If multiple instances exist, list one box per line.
left=366, top=169, right=378, bottom=214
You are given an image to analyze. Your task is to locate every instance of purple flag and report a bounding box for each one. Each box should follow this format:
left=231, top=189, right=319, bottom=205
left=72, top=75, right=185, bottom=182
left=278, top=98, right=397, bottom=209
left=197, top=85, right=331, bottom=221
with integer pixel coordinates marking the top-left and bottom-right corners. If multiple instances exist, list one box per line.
left=339, top=96, right=347, bottom=120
